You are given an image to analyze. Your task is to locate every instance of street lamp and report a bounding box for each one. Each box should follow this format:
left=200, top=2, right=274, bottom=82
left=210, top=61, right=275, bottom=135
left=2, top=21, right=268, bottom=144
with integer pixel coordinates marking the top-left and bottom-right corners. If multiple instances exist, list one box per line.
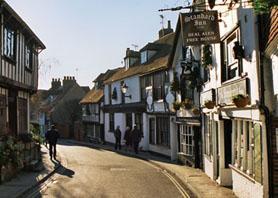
left=121, top=83, right=132, bottom=99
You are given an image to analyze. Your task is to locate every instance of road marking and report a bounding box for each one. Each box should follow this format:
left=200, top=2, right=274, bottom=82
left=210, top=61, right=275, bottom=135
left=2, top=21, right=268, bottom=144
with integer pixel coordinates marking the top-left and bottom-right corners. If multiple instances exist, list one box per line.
left=140, top=160, right=191, bottom=198
left=110, top=168, right=128, bottom=171
left=161, top=170, right=190, bottom=198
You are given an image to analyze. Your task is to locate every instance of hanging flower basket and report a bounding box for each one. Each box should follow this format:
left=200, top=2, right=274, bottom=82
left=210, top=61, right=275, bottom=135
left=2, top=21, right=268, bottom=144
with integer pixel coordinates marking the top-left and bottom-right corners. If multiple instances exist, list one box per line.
left=182, top=98, right=193, bottom=109
left=192, top=107, right=200, bottom=115
left=232, top=94, right=250, bottom=108
left=173, top=101, right=182, bottom=111
left=204, top=100, right=215, bottom=109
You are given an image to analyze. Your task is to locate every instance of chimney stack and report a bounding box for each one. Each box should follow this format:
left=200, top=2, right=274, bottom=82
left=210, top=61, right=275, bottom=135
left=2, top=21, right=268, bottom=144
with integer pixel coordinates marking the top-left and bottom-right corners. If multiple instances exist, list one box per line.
left=159, top=20, right=173, bottom=39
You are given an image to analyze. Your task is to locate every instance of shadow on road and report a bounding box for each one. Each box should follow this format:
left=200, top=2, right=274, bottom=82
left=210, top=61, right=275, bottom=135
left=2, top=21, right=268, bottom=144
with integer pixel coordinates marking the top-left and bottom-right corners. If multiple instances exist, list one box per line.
left=51, top=159, right=75, bottom=178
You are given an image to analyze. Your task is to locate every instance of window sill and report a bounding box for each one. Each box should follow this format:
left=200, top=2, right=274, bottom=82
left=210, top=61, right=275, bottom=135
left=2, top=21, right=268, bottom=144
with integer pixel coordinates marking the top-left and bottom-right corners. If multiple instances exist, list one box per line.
left=3, top=55, right=16, bottom=65
left=178, top=152, right=193, bottom=157
left=150, top=143, right=170, bottom=149
left=25, top=66, right=32, bottom=73
left=229, top=164, right=256, bottom=183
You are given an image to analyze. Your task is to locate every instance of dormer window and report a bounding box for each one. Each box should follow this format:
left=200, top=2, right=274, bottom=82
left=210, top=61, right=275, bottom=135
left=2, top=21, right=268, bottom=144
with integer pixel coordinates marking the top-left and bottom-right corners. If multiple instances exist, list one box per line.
left=124, top=58, right=130, bottom=69
left=141, top=51, right=147, bottom=64
left=140, top=49, right=156, bottom=64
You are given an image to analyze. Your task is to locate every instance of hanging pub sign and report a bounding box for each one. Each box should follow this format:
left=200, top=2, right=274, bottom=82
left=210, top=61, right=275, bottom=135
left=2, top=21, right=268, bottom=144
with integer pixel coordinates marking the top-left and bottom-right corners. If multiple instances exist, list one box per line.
left=180, top=11, right=220, bottom=46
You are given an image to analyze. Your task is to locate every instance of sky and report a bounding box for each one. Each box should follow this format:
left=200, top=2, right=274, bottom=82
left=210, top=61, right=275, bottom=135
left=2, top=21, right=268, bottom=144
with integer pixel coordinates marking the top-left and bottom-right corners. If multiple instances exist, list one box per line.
left=6, top=0, right=189, bottom=89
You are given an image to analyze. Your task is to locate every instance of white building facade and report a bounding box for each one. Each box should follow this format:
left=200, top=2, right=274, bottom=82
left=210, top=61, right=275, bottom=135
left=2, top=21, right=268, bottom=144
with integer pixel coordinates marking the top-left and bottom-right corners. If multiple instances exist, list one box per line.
left=199, top=2, right=269, bottom=197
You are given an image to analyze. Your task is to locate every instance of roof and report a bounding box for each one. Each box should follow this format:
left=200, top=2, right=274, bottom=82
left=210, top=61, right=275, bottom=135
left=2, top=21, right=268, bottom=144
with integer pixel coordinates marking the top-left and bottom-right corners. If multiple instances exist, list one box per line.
left=81, top=86, right=90, bottom=93
left=80, top=89, right=104, bottom=104
left=104, top=32, right=175, bottom=84
left=93, top=68, right=121, bottom=82
left=1, top=1, right=46, bottom=49
left=265, top=7, right=278, bottom=56
left=167, top=14, right=183, bottom=69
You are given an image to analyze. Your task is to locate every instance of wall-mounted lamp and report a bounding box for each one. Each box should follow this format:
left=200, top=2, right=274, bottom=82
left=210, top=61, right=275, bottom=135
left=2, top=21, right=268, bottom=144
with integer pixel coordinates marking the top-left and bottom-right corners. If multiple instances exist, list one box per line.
left=121, top=83, right=132, bottom=99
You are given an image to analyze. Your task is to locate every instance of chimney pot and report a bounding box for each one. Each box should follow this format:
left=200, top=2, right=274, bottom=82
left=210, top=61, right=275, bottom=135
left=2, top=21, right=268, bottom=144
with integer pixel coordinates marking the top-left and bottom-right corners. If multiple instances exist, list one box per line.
left=167, top=20, right=171, bottom=29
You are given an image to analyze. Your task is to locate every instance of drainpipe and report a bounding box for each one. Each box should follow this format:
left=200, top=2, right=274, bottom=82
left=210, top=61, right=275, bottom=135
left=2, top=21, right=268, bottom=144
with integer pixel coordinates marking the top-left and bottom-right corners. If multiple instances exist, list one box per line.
left=257, top=13, right=273, bottom=197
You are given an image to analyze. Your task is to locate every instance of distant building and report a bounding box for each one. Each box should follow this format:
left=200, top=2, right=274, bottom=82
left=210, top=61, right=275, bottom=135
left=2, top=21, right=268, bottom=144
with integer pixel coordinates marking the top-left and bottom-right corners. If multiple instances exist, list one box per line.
left=0, top=1, right=45, bottom=137
left=103, top=22, right=177, bottom=159
left=80, top=69, right=119, bottom=143
left=30, top=76, right=88, bottom=138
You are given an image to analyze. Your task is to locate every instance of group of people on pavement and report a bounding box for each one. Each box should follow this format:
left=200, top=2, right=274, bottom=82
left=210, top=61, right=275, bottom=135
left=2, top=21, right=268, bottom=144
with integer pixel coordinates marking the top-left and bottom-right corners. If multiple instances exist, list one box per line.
left=114, top=124, right=143, bottom=154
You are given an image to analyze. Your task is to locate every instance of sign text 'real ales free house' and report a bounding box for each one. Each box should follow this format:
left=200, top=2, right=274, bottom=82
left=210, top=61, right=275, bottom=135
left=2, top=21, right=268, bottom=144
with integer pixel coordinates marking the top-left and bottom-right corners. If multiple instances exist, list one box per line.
left=180, top=11, right=220, bottom=45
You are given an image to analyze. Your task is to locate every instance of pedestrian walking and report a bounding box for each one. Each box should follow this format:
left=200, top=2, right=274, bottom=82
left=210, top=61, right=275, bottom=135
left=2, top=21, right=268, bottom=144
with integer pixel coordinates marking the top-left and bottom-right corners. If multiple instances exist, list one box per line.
left=131, top=124, right=143, bottom=154
left=45, top=124, right=60, bottom=160
left=124, top=126, right=132, bottom=151
left=114, top=126, right=122, bottom=150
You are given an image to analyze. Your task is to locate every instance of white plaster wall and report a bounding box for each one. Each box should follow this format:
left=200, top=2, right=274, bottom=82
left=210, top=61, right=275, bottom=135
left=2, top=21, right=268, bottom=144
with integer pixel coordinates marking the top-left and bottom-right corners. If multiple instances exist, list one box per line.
left=123, top=76, right=140, bottom=103
left=141, top=113, right=149, bottom=150
left=170, top=116, right=178, bottom=160
left=104, top=85, right=109, bottom=105
left=204, top=156, right=214, bottom=180
left=271, top=54, right=278, bottom=117
left=232, top=171, right=263, bottom=198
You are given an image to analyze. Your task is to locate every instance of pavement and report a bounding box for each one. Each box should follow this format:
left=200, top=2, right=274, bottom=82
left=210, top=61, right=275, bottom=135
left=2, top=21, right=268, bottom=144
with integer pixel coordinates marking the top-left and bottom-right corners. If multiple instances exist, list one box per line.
left=0, top=145, right=61, bottom=198
left=0, top=139, right=237, bottom=198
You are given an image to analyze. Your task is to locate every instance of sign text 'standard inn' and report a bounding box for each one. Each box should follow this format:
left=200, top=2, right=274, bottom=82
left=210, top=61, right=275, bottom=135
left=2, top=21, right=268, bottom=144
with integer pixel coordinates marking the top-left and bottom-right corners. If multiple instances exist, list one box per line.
left=181, top=11, right=220, bottom=45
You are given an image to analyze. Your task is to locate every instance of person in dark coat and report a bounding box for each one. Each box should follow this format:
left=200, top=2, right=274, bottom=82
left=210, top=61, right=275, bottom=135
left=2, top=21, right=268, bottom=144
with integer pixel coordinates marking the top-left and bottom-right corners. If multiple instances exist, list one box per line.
left=124, top=126, right=132, bottom=151
left=45, top=125, right=60, bottom=160
left=131, top=124, right=143, bottom=154
left=114, top=126, right=122, bottom=150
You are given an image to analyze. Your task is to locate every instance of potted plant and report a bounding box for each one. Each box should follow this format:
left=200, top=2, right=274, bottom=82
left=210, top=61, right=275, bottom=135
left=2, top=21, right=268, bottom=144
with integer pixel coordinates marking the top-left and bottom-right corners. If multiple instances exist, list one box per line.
left=173, top=101, right=182, bottom=111
left=192, top=107, right=200, bottom=115
left=170, top=72, right=180, bottom=93
left=232, top=94, right=250, bottom=108
left=204, top=100, right=215, bottom=109
left=182, top=98, right=193, bottom=109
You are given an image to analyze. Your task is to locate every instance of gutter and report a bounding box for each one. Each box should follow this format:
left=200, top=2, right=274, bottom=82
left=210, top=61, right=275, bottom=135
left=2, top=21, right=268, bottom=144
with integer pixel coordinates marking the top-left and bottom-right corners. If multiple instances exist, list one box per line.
left=257, top=14, right=273, bottom=197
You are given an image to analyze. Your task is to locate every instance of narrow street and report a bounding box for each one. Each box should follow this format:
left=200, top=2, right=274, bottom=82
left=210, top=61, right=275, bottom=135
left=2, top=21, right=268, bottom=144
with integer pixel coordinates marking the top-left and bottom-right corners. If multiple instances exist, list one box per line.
left=39, top=140, right=188, bottom=198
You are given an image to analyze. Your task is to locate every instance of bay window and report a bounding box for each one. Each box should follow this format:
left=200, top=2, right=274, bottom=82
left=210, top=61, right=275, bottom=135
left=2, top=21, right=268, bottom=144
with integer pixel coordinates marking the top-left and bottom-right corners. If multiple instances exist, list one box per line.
left=232, top=119, right=262, bottom=183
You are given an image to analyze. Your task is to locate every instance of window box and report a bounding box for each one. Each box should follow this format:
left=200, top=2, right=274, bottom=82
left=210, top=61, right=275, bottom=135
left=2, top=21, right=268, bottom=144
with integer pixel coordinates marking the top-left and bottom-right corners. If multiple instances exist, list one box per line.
left=204, top=100, right=215, bottom=109
left=191, top=107, right=200, bottom=115
left=232, top=94, right=250, bottom=108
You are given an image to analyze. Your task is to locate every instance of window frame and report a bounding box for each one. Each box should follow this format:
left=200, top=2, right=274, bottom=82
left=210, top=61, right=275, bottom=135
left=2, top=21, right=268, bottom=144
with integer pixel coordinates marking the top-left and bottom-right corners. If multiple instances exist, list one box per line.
left=109, top=113, right=114, bottom=132
left=3, top=25, right=16, bottom=62
left=156, top=116, right=170, bottom=147
left=25, top=44, right=33, bottom=70
left=221, top=29, right=241, bottom=82
left=180, top=125, right=194, bottom=156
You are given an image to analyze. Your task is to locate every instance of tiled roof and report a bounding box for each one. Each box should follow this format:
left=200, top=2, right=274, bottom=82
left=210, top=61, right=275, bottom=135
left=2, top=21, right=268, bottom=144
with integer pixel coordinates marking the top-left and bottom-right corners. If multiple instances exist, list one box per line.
left=79, top=89, right=103, bottom=104
left=104, top=32, right=175, bottom=84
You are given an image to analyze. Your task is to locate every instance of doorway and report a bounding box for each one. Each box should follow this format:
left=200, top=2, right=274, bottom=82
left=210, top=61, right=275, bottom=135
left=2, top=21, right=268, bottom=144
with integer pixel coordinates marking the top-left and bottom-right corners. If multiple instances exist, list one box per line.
left=126, top=113, right=132, bottom=129
left=8, top=90, right=17, bottom=135
left=224, top=119, right=232, bottom=168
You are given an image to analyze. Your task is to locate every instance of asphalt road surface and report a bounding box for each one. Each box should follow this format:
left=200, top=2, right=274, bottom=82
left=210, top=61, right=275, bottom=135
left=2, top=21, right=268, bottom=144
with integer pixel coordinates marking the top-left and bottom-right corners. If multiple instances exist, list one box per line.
left=39, top=140, right=188, bottom=198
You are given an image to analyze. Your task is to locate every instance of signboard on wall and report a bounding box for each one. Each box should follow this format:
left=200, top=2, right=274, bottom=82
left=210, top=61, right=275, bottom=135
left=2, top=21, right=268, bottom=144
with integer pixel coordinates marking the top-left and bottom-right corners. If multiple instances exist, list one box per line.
left=180, top=11, right=220, bottom=45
